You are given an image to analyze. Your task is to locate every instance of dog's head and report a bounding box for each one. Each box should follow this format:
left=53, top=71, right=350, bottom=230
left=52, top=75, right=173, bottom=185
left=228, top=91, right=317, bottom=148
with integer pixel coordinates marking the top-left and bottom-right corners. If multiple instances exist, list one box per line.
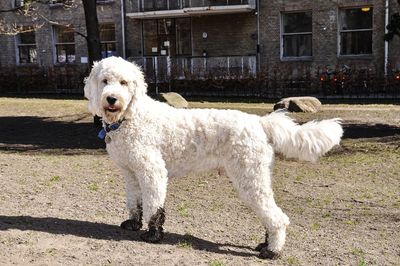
left=84, top=56, right=147, bottom=124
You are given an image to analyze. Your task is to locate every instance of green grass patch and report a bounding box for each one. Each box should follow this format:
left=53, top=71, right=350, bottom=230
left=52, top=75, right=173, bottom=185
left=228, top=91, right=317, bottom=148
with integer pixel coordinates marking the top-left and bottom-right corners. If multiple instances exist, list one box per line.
left=178, top=203, right=190, bottom=217
left=287, top=255, right=300, bottom=265
left=177, top=233, right=193, bottom=249
left=88, top=182, right=99, bottom=191
left=209, top=260, right=225, bottom=266
left=311, top=223, right=321, bottom=230
left=211, top=202, right=224, bottom=212
left=295, top=175, right=303, bottom=182
left=50, top=176, right=61, bottom=182
left=345, top=220, right=358, bottom=226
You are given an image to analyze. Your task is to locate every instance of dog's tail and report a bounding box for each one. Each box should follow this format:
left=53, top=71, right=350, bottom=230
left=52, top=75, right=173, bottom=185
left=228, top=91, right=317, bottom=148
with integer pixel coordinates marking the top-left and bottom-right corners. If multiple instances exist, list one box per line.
left=261, top=111, right=343, bottom=162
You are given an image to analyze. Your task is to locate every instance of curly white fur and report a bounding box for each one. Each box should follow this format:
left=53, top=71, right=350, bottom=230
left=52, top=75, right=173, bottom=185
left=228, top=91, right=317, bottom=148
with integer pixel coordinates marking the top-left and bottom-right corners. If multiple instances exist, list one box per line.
left=84, top=57, right=343, bottom=256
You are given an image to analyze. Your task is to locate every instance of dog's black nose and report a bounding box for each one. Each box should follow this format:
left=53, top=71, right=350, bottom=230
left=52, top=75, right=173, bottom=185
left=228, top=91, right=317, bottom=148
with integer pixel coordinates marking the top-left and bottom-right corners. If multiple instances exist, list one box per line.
left=106, top=96, right=117, bottom=105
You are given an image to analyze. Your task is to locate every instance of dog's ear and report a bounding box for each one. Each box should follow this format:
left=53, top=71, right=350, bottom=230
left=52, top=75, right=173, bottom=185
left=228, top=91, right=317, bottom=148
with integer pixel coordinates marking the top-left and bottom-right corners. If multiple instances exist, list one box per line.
left=84, top=61, right=101, bottom=116
left=129, top=61, right=148, bottom=99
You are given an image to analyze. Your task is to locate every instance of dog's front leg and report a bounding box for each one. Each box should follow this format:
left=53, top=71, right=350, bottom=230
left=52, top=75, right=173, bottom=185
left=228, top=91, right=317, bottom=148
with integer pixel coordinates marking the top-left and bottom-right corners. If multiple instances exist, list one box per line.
left=136, top=153, right=168, bottom=243
left=120, top=169, right=143, bottom=231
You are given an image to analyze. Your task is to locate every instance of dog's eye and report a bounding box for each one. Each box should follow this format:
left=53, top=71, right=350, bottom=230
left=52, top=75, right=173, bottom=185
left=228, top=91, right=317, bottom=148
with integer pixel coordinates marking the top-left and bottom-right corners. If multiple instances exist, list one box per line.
left=102, top=79, right=108, bottom=84
left=120, top=80, right=128, bottom=86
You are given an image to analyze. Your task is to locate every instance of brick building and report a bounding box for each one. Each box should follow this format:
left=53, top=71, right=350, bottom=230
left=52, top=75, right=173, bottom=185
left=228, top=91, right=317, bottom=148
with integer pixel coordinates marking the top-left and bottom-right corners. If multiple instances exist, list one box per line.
left=259, top=0, right=400, bottom=77
left=0, top=0, right=399, bottom=96
left=0, top=0, right=123, bottom=93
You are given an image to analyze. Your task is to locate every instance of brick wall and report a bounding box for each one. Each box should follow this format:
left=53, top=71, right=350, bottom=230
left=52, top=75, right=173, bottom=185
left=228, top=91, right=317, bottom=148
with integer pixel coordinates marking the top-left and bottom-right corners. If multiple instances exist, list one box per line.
left=259, top=0, right=389, bottom=78
left=191, top=13, right=257, bottom=57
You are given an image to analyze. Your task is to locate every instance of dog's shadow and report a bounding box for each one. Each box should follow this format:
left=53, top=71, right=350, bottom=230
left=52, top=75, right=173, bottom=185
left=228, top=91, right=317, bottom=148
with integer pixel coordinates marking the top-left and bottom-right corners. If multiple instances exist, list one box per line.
left=0, top=215, right=257, bottom=258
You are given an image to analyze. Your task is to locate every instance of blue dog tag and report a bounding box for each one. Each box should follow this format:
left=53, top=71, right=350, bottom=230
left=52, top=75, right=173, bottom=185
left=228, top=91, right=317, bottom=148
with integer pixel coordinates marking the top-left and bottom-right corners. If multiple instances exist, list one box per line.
left=98, top=128, right=107, bottom=140
left=97, top=121, right=122, bottom=141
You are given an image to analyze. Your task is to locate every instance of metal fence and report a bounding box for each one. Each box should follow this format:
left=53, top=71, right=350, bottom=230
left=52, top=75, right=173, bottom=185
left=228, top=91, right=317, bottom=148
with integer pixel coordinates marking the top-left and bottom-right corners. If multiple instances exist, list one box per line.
left=146, top=76, right=400, bottom=99
left=0, top=65, right=87, bottom=94
left=0, top=62, right=399, bottom=99
left=130, top=55, right=257, bottom=83
left=129, top=56, right=400, bottom=98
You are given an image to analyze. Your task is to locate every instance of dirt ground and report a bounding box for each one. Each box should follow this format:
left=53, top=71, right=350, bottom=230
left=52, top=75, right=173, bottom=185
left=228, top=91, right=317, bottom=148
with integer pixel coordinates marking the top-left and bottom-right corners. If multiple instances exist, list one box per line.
left=0, top=97, right=399, bottom=266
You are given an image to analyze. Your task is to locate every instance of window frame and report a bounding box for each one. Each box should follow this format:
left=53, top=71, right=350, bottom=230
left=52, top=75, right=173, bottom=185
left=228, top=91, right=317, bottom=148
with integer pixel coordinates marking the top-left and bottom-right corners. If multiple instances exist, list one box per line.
left=142, top=18, right=192, bottom=57
left=280, top=10, right=313, bottom=61
left=175, top=18, right=192, bottom=57
left=49, top=0, right=73, bottom=6
left=338, top=6, right=373, bottom=57
left=99, top=23, right=117, bottom=58
left=15, top=27, right=37, bottom=65
left=96, top=0, right=115, bottom=5
left=53, top=25, right=76, bottom=64
left=13, top=0, right=24, bottom=8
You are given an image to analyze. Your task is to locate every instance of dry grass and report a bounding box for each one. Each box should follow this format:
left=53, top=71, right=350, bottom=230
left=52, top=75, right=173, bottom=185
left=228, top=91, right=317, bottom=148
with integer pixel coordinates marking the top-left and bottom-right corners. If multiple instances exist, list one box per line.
left=0, top=97, right=399, bottom=265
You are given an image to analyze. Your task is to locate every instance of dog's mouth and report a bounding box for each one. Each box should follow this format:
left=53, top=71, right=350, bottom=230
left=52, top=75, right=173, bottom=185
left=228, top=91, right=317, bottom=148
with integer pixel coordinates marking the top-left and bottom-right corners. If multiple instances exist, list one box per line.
left=104, top=105, right=121, bottom=113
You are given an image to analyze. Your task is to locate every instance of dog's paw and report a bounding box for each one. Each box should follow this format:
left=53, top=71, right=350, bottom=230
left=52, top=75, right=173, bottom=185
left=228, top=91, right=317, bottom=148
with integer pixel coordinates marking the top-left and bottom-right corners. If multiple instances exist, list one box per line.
left=120, top=219, right=143, bottom=231
left=255, top=242, right=268, bottom=252
left=140, top=228, right=164, bottom=243
left=258, top=247, right=281, bottom=260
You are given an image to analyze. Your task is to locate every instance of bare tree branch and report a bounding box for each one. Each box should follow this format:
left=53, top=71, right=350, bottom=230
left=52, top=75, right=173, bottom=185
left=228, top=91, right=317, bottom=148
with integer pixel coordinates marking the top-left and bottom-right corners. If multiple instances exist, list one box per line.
left=0, top=0, right=78, bottom=35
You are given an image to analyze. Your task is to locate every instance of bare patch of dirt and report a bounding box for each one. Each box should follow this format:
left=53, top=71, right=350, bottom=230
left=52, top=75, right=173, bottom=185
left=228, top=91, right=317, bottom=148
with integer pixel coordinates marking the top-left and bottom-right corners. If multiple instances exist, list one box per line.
left=0, top=98, right=399, bottom=265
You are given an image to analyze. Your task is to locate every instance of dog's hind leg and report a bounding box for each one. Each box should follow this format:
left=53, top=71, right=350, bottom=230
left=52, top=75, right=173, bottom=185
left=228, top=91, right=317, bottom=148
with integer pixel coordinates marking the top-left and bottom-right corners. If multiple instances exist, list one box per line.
left=120, top=169, right=143, bottom=231
left=255, top=195, right=289, bottom=259
left=224, top=151, right=289, bottom=259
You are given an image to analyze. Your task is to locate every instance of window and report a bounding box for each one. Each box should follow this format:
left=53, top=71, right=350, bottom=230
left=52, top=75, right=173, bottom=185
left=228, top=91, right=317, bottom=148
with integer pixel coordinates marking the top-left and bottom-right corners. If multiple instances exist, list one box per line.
left=100, top=23, right=117, bottom=58
left=142, top=0, right=179, bottom=11
left=14, top=0, right=24, bottom=8
left=143, top=18, right=191, bottom=56
left=49, top=0, right=73, bottom=5
left=281, top=11, right=312, bottom=58
left=97, top=0, right=114, bottom=4
left=339, top=7, right=373, bottom=55
left=16, top=27, right=37, bottom=64
left=176, top=18, right=191, bottom=56
left=53, top=25, right=75, bottom=63
left=143, top=20, right=158, bottom=56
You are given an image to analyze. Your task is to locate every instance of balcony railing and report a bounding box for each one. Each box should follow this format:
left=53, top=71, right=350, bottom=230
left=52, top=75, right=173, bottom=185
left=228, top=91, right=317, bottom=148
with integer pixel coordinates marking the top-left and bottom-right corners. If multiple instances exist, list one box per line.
left=129, top=55, right=257, bottom=83
left=126, top=0, right=255, bottom=16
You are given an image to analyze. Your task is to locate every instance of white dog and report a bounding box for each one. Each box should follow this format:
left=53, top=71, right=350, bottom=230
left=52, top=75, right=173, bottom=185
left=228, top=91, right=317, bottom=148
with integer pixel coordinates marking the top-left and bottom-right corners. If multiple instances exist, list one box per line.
left=84, top=57, right=343, bottom=259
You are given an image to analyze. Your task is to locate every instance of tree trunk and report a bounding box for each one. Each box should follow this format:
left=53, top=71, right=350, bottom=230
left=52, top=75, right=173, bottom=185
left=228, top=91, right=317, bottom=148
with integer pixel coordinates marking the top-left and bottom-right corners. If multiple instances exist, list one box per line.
left=82, top=0, right=102, bottom=68
left=82, top=0, right=103, bottom=128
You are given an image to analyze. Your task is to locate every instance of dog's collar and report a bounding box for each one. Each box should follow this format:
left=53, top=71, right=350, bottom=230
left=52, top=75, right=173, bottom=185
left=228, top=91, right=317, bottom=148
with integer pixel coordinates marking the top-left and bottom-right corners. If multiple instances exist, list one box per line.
left=98, top=118, right=125, bottom=140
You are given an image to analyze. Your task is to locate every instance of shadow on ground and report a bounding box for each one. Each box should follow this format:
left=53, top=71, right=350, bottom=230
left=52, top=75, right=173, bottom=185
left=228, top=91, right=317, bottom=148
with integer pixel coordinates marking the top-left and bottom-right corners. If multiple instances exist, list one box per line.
left=0, top=215, right=256, bottom=258
left=0, top=116, right=105, bottom=154
left=0, top=116, right=399, bottom=154
left=343, top=123, right=400, bottom=139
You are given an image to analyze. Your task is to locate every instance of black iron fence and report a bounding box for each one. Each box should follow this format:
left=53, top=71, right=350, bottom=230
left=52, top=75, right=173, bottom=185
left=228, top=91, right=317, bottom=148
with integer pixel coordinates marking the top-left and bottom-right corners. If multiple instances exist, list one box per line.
left=131, top=57, right=400, bottom=99
left=0, top=65, right=88, bottom=94
left=0, top=63, right=399, bottom=99
left=146, top=76, right=400, bottom=99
